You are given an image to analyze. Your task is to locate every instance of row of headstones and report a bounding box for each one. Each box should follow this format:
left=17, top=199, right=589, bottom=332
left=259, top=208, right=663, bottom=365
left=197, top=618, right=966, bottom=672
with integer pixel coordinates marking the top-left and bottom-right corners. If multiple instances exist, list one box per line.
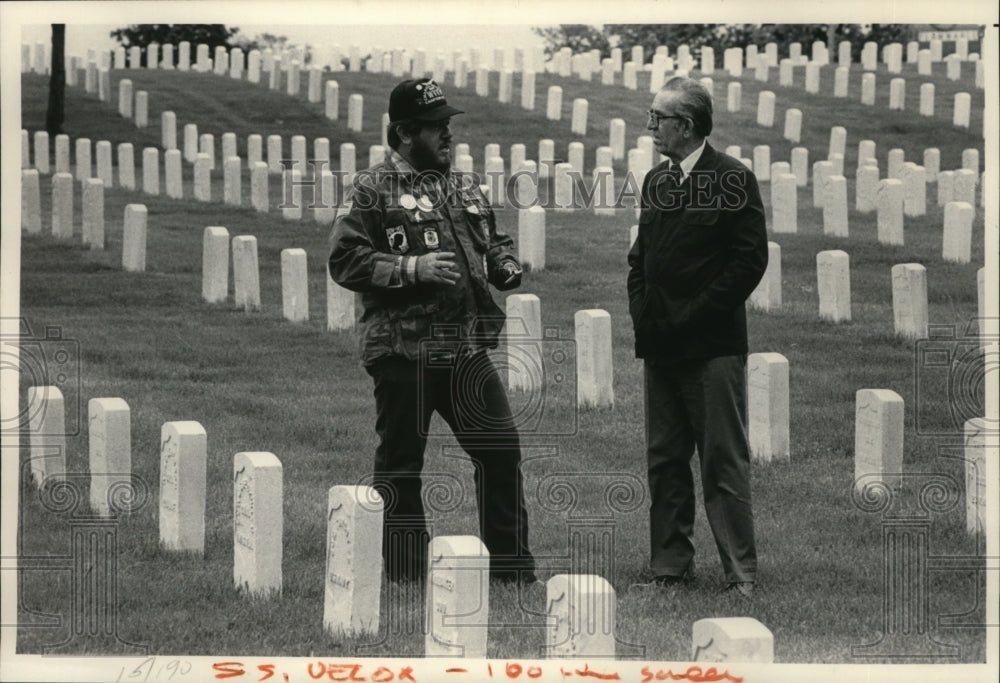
left=23, top=33, right=976, bottom=80
left=22, top=389, right=777, bottom=661
left=547, top=37, right=976, bottom=86
left=747, top=50, right=984, bottom=93
left=855, top=392, right=988, bottom=536
left=20, top=171, right=148, bottom=264
left=743, top=85, right=978, bottom=131
left=22, top=126, right=982, bottom=259
left=200, top=228, right=352, bottom=328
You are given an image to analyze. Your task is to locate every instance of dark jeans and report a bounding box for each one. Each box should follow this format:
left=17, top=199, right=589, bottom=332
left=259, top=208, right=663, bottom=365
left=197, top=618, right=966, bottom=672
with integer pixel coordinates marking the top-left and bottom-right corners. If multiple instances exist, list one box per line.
left=366, top=351, right=535, bottom=583
left=644, top=355, right=757, bottom=583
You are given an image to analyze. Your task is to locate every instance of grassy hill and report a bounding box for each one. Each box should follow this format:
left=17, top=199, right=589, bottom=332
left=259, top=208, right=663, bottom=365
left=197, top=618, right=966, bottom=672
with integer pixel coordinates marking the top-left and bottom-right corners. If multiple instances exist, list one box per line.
left=16, top=55, right=987, bottom=662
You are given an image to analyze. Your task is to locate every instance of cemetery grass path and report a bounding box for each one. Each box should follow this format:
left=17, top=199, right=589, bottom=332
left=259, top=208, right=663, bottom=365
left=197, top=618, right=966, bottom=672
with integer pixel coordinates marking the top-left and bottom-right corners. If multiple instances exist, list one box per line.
left=16, top=60, right=987, bottom=662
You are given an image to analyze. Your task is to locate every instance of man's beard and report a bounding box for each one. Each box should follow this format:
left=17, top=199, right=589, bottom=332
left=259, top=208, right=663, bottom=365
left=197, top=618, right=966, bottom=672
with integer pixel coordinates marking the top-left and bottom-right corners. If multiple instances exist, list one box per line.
left=410, top=136, right=451, bottom=173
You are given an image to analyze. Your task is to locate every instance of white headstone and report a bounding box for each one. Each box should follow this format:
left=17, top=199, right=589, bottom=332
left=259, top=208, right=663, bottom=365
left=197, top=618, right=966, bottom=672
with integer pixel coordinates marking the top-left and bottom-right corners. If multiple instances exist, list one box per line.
left=747, top=353, right=790, bottom=462
left=224, top=156, right=241, bottom=206
left=727, top=82, right=742, bottom=113
left=199, top=133, right=215, bottom=170
left=233, top=452, right=283, bottom=596
left=812, top=160, right=834, bottom=208
left=953, top=169, right=977, bottom=205
left=475, top=67, right=489, bottom=97
left=771, top=173, right=798, bottom=233
left=854, top=389, right=904, bottom=492
left=817, top=250, right=851, bottom=322
left=280, top=248, right=309, bottom=322
left=250, top=162, right=269, bottom=213
left=546, top=574, right=616, bottom=658
left=202, top=226, right=230, bottom=303
left=426, top=535, right=490, bottom=658
left=571, top=98, right=589, bottom=135
left=308, top=66, right=322, bottom=102
left=505, top=293, right=543, bottom=393
left=266, top=134, right=283, bottom=175
left=833, top=66, right=849, bottom=97
left=326, top=270, right=355, bottom=332
left=21, top=169, right=41, bottom=234
left=575, top=309, right=613, bottom=409
left=497, top=69, right=512, bottom=104
left=823, top=175, right=848, bottom=237
left=134, top=90, right=148, bottom=128
left=518, top=206, right=546, bottom=271
left=609, top=119, right=626, bottom=161
left=889, top=78, right=905, bottom=110
left=344, top=93, right=363, bottom=132
left=855, top=164, right=879, bottom=213
left=890, top=263, right=928, bottom=340
left=248, top=134, right=263, bottom=167
left=324, top=485, right=384, bottom=635
left=876, top=179, right=904, bottom=245
left=163, top=149, right=184, bottom=199
left=750, top=242, right=782, bottom=310
left=118, top=78, right=133, bottom=118
left=756, top=91, right=775, bottom=127
left=247, top=49, right=261, bottom=82
left=805, top=62, right=820, bottom=93
left=222, top=132, right=237, bottom=164
left=692, top=618, right=774, bottom=663
left=81, top=178, right=105, bottom=250
left=538, top=139, right=554, bottom=180
left=193, top=153, right=212, bottom=202
left=901, top=164, right=926, bottom=217
left=75, top=138, right=92, bottom=181
left=121, top=204, right=147, bottom=272
left=54, top=134, right=70, bottom=174
left=953, top=92, right=971, bottom=128
left=88, top=397, right=131, bottom=517
left=937, top=171, right=955, bottom=207
left=861, top=73, right=876, bottom=105
left=159, top=421, right=207, bottom=554
left=232, top=235, right=261, bottom=312
left=783, top=108, right=802, bottom=143
left=26, top=386, right=66, bottom=487
left=942, top=201, right=974, bottom=263
left=919, top=83, right=935, bottom=116
left=183, top=123, right=199, bottom=163
left=51, top=173, right=74, bottom=238
left=32, top=131, right=50, bottom=174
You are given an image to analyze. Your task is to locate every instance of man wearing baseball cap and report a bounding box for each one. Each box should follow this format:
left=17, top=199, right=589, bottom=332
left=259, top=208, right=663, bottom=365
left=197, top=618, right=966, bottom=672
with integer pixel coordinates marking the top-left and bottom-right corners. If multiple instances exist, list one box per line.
left=329, top=78, right=534, bottom=585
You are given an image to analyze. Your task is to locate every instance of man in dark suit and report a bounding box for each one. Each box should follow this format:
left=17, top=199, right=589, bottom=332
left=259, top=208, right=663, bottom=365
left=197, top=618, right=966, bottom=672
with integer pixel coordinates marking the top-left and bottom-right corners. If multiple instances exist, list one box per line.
left=627, top=76, right=768, bottom=596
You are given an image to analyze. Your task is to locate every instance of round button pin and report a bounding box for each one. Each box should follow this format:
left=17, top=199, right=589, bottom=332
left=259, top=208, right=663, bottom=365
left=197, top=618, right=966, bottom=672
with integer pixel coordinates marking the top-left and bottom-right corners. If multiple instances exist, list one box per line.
left=400, top=194, right=417, bottom=210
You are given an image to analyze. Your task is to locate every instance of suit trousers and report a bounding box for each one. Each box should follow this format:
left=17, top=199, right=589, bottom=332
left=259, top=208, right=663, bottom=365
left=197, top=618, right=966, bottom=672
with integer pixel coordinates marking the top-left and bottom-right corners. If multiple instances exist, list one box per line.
left=644, top=355, right=757, bottom=583
left=366, top=351, right=535, bottom=583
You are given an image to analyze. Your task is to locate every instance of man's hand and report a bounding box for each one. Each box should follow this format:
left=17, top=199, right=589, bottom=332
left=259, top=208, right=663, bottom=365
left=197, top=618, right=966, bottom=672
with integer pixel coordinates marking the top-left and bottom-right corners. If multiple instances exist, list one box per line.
left=416, top=252, right=461, bottom=285
left=497, top=260, right=522, bottom=289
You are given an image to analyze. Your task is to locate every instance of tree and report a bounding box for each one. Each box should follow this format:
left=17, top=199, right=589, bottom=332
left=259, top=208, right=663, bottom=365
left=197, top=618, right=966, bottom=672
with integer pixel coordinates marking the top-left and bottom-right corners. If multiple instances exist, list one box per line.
left=109, top=24, right=240, bottom=66
left=233, top=31, right=313, bottom=65
left=46, top=24, right=65, bottom=136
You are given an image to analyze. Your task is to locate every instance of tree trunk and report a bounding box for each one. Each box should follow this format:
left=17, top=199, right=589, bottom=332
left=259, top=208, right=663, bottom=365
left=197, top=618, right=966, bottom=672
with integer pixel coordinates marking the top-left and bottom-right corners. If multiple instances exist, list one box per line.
left=46, top=24, right=66, bottom=136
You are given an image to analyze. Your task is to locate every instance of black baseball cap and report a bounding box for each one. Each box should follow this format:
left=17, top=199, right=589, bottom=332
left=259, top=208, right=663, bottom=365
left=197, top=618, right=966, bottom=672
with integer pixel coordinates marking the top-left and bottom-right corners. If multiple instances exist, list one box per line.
left=388, top=78, right=464, bottom=124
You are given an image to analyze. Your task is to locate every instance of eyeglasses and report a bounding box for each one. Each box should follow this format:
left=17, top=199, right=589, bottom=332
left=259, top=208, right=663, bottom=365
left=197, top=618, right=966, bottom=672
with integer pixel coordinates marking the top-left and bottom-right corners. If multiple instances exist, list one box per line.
left=647, top=109, right=686, bottom=127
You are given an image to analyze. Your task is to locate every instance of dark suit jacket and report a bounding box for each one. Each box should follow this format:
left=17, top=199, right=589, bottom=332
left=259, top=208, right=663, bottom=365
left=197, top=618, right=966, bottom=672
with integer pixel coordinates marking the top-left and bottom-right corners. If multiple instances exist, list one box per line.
left=627, top=142, right=768, bottom=362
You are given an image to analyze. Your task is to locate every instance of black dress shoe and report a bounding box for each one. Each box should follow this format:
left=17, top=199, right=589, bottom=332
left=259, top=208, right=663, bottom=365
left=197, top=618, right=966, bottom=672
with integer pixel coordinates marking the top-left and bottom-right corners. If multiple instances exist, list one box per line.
left=722, top=581, right=756, bottom=597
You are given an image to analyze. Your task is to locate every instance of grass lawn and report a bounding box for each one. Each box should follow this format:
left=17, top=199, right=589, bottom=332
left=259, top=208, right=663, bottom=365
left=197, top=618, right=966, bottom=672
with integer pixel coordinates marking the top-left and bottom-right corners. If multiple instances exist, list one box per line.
left=14, top=54, right=988, bottom=664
